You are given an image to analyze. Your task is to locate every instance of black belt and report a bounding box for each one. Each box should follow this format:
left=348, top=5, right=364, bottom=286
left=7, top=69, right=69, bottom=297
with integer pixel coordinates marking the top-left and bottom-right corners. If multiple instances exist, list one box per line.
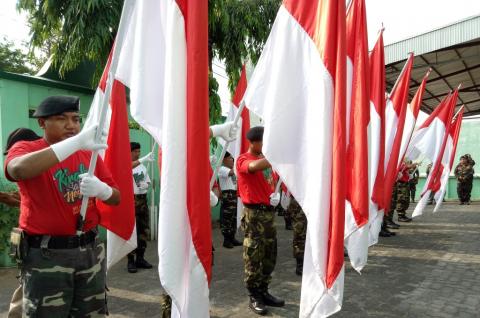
left=27, top=230, right=97, bottom=249
left=243, top=203, right=273, bottom=211
left=222, top=190, right=237, bottom=194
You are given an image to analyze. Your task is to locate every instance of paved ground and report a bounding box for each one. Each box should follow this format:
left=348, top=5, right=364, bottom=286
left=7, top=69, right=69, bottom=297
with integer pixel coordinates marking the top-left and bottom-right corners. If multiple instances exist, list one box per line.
left=1, top=202, right=479, bottom=317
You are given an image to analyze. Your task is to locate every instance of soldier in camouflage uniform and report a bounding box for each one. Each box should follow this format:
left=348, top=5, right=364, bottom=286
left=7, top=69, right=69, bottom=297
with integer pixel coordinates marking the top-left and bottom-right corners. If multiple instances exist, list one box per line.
left=454, top=155, right=475, bottom=204
left=237, top=126, right=284, bottom=315
left=218, top=151, right=242, bottom=248
left=409, top=164, right=420, bottom=202
left=387, top=160, right=417, bottom=225
left=5, top=96, right=120, bottom=316
left=128, top=142, right=154, bottom=273
left=288, top=196, right=307, bottom=275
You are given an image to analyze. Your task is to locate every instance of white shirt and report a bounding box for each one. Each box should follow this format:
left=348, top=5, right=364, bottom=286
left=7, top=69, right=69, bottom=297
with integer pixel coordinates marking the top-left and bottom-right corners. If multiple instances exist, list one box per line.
left=218, top=166, right=237, bottom=191
left=132, top=164, right=151, bottom=195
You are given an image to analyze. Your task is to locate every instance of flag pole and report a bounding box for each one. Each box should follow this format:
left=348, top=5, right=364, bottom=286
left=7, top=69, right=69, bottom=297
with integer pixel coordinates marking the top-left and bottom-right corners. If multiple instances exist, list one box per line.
left=76, top=1, right=135, bottom=235
left=389, top=52, right=414, bottom=97
left=210, top=100, right=246, bottom=189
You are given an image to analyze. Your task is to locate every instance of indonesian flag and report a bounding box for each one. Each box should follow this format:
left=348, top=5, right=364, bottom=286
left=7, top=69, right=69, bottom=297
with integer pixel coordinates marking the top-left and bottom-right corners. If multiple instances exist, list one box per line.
left=222, top=65, right=250, bottom=229
left=114, top=0, right=211, bottom=316
left=406, top=92, right=452, bottom=162
left=383, top=54, right=414, bottom=213
left=84, top=50, right=136, bottom=269
left=243, top=1, right=347, bottom=316
left=411, top=90, right=458, bottom=217
left=367, top=30, right=386, bottom=247
left=397, top=69, right=431, bottom=167
left=433, top=107, right=464, bottom=212
left=344, top=0, right=370, bottom=273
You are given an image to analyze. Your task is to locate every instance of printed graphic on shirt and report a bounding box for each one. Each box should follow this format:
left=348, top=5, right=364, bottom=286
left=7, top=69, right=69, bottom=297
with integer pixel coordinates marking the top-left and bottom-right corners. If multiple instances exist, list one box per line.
left=263, top=167, right=275, bottom=190
left=54, top=163, right=88, bottom=204
left=133, top=171, right=146, bottom=188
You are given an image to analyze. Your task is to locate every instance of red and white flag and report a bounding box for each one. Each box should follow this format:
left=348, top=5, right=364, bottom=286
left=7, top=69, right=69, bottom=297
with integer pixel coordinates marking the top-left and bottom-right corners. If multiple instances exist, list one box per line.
left=113, top=1, right=211, bottom=316
left=244, top=1, right=347, bottom=316
left=398, top=70, right=431, bottom=167
left=84, top=50, right=136, bottom=269
left=383, top=54, right=414, bottom=214
left=433, top=106, right=464, bottom=212
left=344, top=0, right=370, bottom=272
left=222, top=65, right=251, bottom=228
left=410, top=90, right=458, bottom=217
left=367, top=29, right=386, bottom=247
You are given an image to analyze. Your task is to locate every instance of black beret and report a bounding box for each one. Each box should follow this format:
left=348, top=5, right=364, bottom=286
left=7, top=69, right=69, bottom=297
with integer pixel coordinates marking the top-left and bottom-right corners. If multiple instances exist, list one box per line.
left=4, top=128, right=41, bottom=155
left=32, top=96, right=80, bottom=118
left=130, top=142, right=141, bottom=151
left=246, top=126, right=264, bottom=142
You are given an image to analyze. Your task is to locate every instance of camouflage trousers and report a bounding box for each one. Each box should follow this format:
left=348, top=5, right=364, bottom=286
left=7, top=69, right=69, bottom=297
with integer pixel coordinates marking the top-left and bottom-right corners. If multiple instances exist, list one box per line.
left=388, top=181, right=410, bottom=220
left=241, top=206, right=277, bottom=292
left=409, top=182, right=417, bottom=201
left=220, top=190, right=237, bottom=237
left=289, top=198, right=307, bottom=259
left=129, top=194, right=150, bottom=257
left=160, top=294, right=171, bottom=318
left=21, top=239, right=106, bottom=317
left=457, top=181, right=473, bottom=203
left=282, top=204, right=292, bottom=225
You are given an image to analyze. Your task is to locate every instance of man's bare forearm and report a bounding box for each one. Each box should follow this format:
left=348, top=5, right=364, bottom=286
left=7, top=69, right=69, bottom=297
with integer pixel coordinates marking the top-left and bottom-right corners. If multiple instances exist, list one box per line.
left=7, top=148, right=59, bottom=181
left=248, top=158, right=271, bottom=173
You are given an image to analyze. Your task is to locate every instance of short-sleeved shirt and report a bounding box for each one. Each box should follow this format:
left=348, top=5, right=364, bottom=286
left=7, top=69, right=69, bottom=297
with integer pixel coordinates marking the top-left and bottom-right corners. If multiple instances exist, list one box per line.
left=5, top=138, right=117, bottom=235
left=398, top=163, right=410, bottom=183
left=132, top=164, right=151, bottom=195
left=218, top=166, right=237, bottom=191
left=236, top=152, right=275, bottom=205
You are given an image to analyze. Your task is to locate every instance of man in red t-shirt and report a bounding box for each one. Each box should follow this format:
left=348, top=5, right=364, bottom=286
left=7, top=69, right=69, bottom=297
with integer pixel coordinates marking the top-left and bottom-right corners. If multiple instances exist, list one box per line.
left=5, top=96, right=120, bottom=317
left=236, top=126, right=284, bottom=316
left=387, top=159, right=418, bottom=226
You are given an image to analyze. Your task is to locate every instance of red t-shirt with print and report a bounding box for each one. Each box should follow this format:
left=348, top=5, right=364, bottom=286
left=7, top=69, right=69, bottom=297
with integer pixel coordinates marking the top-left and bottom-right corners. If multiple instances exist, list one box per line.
left=5, top=138, right=118, bottom=235
left=236, top=152, right=275, bottom=205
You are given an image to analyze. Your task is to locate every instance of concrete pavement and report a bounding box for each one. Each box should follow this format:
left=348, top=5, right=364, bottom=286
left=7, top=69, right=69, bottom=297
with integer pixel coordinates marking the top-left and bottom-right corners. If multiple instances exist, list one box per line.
left=1, top=202, right=479, bottom=317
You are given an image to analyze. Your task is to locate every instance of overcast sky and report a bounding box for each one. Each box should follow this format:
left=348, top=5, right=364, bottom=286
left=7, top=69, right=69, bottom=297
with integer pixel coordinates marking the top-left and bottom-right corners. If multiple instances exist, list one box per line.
left=2, top=0, right=480, bottom=114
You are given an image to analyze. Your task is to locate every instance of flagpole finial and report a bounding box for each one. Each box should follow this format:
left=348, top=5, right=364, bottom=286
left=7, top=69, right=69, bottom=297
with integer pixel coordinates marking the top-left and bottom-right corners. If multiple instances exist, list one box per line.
left=457, top=83, right=462, bottom=90
left=426, top=68, right=432, bottom=77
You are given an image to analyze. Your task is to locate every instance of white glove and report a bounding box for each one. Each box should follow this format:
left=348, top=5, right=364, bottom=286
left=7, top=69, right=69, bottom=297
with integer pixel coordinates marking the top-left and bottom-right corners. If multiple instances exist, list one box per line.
left=210, top=121, right=238, bottom=142
left=138, top=151, right=155, bottom=164
left=270, top=192, right=280, bottom=207
left=210, top=191, right=219, bottom=207
left=138, top=181, right=149, bottom=190
left=51, top=124, right=107, bottom=162
left=280, top=191, right=291, bottom=210
left=79, top=173, right=113, bottom=201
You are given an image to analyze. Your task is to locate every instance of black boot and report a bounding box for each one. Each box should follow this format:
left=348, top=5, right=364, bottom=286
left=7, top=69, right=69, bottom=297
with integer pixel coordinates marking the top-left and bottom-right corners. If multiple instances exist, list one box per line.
left=135, top=250, right=153, bottom=269
left=261, top=290, right=285, bottom=307
left=223, top=235, right=234, bottom=249
left=295, top=258, right=303, bottom=276
left=385, top=219, right=400, bottom=229
left=398, top=215, right=412, bottom=222
left=248, top=291, right=268, bottom=315
left=127, top=254, right=137, bottom=273
left=285, top=219, right=293, bottom=230
left=230, top=235, right=243, bottom=247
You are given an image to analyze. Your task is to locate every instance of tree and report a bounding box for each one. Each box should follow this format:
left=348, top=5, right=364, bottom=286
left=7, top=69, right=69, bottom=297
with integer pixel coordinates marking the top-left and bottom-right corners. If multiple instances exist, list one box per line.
left=0, top=38, right=35, bottom=74
left=17, top=0, right=281, bottom=123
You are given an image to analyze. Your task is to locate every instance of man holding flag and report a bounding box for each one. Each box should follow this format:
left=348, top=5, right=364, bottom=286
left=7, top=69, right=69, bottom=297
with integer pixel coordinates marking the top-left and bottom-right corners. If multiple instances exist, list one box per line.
left=5, top=96, right=120, bottom=316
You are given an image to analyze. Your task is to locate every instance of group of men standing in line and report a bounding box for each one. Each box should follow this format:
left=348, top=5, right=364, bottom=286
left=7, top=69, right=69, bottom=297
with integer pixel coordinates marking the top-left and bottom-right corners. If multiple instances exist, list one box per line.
left=0, top=94, right=477, bottom=317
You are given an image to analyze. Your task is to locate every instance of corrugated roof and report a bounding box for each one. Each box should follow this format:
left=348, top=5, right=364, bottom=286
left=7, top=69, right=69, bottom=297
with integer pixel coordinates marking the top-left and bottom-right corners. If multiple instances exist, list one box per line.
left=385, top=15, right=480, bottom=64
left=384, top=15, right=480, bottom=117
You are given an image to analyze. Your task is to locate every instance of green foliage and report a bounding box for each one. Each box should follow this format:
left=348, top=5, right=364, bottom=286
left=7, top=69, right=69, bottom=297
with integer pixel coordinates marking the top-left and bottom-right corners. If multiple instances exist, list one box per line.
left=209, top=73, right=223, bottom=125
left=0, top=38, right=35, bottom=74
left=18, top=0, right=281, bottom=119
left=0, top=179, right=19, bottom=253
left=209, top=0, right=281, bottom=93
left=17, top=0, right=123, bottom=82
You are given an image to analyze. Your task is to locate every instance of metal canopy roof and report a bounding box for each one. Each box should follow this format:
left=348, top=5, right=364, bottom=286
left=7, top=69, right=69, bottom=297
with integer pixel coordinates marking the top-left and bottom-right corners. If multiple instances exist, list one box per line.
left=384, top=15, right=480, bottom=117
